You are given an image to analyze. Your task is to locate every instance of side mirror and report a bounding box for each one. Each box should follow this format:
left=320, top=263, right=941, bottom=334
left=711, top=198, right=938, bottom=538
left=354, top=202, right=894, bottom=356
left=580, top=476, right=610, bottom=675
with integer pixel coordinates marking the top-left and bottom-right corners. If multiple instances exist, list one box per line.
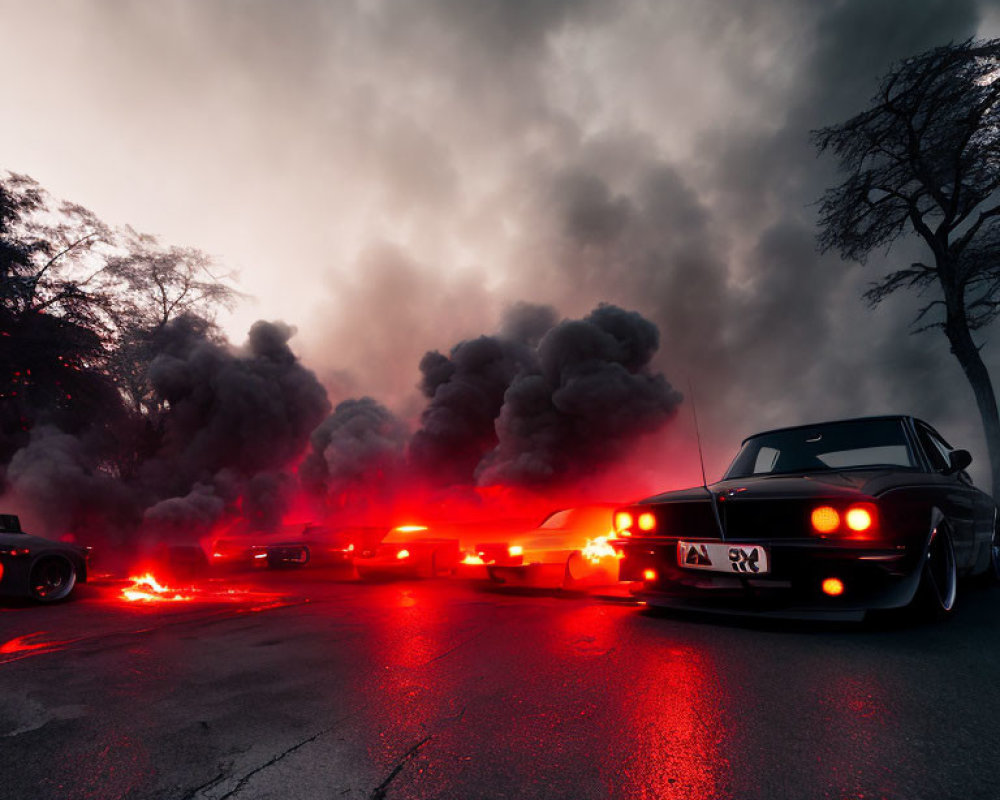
left=947, top=449, right=973, bottom=474
left=0, top=514, right=21, bottom=533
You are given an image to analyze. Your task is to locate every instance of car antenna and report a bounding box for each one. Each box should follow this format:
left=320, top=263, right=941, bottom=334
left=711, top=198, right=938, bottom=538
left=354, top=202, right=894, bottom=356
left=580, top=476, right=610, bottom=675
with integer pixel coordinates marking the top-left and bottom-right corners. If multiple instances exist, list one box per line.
left=688, top=378, right=708, bottom=489
left=688, top=377, right=727, bottom=541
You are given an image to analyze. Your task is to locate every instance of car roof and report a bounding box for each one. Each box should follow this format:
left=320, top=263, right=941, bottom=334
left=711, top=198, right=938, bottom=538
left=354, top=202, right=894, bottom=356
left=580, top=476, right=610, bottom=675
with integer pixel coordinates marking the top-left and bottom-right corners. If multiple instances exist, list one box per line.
left=739, top=415, right=919, bottom=446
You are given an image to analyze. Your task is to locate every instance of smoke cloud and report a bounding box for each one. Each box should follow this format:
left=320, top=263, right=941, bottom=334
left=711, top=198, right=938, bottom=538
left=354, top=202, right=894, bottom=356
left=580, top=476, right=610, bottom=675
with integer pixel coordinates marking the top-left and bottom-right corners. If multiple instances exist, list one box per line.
left=478, top=305, right=682, bottom=485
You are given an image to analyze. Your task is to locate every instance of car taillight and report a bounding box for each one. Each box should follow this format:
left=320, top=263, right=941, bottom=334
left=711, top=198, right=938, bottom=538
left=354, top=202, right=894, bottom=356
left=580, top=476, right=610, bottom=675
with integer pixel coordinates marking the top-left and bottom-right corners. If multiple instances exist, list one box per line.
left=637, top=512, right=656, bottom=532
left=0, top=546, right=30, bottom=557
left=508, top=545, right=523, bottom=557
left=845, top=506, right=873, bottom=532
left=822, top=577, right=845, bottom=596
left=643, top=568, right=657, bottom=582
left=396, top=549, right=410, bottom=560
left=811, top=506, right=840, bottom=533
left=811, top=504, right=877, bottom=536
left=614, top=511, right=633, bottom=533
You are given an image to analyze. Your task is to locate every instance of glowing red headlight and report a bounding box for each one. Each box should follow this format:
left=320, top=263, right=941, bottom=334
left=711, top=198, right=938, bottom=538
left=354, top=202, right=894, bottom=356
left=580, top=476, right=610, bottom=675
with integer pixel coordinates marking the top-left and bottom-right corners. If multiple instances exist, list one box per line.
left=637, top=512, right=656, bottom=532
left=643, top=568, right=657, bottom=582
left=845, top=506, right=874, bottom=532
left=811, top=506, right=840, bottom=534
left=615, top=511, right=634, bottom=532
left=822, top=577, right=845, bottom=596
left=396, top=549, right=410, bottom=560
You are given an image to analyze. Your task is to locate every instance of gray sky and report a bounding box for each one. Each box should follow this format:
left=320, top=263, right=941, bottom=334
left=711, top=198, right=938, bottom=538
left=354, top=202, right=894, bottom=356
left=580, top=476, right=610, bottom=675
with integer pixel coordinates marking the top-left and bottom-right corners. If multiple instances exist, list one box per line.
left=4, top=0, right=1000, bottom=486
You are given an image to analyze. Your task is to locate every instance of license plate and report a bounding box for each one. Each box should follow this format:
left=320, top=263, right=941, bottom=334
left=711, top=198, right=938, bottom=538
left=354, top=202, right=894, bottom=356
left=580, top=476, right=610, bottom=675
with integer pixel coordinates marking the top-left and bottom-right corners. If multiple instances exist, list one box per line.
left=677, top=541, right=770, bottom=575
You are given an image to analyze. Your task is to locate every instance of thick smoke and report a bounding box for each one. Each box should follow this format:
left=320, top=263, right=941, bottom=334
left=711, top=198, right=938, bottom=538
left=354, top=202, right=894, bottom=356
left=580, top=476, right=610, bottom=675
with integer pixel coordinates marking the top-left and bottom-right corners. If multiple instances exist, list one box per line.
left=409, top=333, right=537, bottom=483
left=300, top=396, right=408, bottom=513
left=402, top=302, right=681, bottom=488
left=3, top=316, right=330, bottom=543
left=477, top=305, right=683, bottom=485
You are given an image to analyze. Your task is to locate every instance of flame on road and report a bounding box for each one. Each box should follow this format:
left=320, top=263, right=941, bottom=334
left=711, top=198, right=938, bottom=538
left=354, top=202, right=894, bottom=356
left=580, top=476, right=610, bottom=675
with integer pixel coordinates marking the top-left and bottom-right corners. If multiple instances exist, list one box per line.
left=581, top=533, right=622, bottom=565
left=121, top=573, right=192, bottom=603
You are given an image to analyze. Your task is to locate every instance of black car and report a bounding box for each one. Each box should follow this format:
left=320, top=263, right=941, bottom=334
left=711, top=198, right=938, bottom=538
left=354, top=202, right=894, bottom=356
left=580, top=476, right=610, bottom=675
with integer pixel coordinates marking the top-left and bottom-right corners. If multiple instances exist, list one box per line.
left=614, top=416, right=998, bottom=621
left=0, top=514, right=90, bottom=602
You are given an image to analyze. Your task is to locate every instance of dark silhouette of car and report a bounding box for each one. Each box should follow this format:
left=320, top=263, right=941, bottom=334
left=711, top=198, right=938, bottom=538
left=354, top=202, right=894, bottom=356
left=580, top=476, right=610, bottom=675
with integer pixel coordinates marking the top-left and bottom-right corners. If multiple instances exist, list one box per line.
left=211, top=523, right=381, bottom=570
left=614, top=416, right=998, bottom=621
left=0, top=514, right=90, bottom=602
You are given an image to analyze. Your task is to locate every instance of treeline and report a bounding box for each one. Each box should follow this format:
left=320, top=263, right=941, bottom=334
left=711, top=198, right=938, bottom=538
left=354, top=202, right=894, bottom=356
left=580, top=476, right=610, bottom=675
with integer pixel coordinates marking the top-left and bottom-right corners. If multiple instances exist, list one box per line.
left=0, top=173, right=240, bottom=487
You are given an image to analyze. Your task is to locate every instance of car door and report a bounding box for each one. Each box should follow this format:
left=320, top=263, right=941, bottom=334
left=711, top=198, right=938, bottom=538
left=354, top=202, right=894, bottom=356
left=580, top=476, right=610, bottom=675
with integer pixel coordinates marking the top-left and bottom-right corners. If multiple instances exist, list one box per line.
left=914, top=422, right=983, bottom=569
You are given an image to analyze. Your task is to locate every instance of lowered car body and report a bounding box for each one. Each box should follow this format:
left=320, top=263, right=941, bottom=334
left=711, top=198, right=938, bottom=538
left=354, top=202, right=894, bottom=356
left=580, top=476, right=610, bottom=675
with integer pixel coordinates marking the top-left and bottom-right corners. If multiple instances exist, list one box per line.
left=614, top=416, right=998, bottom=621
left=0, top=514, right=90, bottom=602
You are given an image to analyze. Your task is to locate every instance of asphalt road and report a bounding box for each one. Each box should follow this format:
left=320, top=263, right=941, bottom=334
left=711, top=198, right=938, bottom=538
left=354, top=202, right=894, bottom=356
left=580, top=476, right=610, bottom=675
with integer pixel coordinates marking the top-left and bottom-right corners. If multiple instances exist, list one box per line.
left=1, top=569, right=998, bottom=800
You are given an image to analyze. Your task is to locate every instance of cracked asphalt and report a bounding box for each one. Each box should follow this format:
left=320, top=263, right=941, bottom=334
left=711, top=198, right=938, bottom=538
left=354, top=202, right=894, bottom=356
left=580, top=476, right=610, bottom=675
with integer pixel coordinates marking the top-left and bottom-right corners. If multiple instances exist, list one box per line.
left=1, top=570, right=999, bottom=800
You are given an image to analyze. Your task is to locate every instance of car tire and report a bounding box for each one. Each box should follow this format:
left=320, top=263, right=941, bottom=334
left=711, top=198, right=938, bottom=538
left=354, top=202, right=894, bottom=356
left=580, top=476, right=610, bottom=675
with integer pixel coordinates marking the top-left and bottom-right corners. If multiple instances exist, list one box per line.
left=914, top=525, right=957, bottom=620
left=29, top=555, right=78, bottom=602
left=989, top=523, right=1000, bottom=583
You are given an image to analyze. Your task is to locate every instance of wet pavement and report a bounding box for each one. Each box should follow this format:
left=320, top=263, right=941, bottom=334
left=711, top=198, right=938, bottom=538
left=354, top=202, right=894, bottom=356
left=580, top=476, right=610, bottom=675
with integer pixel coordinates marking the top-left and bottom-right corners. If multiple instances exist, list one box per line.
left=1, top=569, right=998, bottom=800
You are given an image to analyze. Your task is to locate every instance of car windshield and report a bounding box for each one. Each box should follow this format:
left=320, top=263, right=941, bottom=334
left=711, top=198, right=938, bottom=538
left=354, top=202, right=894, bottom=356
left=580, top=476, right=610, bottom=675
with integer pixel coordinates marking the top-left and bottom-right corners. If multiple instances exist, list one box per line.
left=724, top=418, right=917, bottom=479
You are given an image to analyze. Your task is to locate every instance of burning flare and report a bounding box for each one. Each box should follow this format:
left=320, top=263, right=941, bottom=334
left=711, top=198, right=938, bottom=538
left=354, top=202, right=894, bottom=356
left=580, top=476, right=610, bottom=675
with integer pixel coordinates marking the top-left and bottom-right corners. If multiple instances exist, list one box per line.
left=581, top=532, right=622, bottom=565
left=121, top=573, right=192, bottom=603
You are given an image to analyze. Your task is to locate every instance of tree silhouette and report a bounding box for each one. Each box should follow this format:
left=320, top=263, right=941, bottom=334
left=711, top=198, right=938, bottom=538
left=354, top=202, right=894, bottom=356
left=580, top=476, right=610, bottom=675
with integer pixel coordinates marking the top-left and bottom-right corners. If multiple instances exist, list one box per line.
left=0, top=172, right=239, bottom=479
left=814, top=38, right=1000, bottom=498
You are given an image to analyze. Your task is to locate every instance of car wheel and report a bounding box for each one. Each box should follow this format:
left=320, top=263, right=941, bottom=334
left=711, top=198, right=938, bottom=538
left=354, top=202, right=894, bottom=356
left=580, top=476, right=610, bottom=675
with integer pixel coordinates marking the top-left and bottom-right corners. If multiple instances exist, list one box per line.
left=29, top=556, right=78, bottom=602
left=989, top=523, right=1000, bottom=582
left=915, top=525, right=957, bottom=620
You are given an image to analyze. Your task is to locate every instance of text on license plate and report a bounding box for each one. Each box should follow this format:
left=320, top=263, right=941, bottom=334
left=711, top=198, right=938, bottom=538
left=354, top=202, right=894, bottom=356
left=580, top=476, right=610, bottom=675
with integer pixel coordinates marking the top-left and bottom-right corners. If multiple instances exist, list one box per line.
left=676, top=541, right=770, bottom=575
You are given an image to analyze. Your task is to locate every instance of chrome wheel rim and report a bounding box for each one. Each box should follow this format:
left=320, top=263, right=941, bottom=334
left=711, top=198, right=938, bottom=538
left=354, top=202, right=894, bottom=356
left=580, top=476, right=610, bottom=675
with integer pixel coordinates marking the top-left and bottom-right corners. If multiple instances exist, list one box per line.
left=925, top=529, right=957, bottom=612
left=31, top=558, right=76, bottom=601
left=991, top=526, right=1000, bottom=580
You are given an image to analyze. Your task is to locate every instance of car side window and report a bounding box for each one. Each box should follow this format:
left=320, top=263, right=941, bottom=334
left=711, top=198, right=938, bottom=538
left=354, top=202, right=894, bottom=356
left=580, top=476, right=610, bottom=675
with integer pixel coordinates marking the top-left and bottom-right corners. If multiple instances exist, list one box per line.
left=916, top=425, right=949, bottom=471
left=753, top=447, right=779, bottom=474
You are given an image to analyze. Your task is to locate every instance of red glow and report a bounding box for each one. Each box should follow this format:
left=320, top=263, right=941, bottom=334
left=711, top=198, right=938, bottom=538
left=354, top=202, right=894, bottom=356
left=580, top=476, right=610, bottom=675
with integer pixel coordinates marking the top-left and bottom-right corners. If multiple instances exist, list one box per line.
left=615, top=511, right=634, bottom=532
left=822, top=577, right=845, bottom=596
left=122, top=573, right=192, bottom=603
left=396, top=549, right=410, bottom=560
left=845, top=506, right=874, bottom=532
left=643, top=568, right=657, bottom=581
left=637, top=512, right=656, bottom=531
left=811, top=506, right=840, bottom=534
left=0, top=632, right=75, bottom=664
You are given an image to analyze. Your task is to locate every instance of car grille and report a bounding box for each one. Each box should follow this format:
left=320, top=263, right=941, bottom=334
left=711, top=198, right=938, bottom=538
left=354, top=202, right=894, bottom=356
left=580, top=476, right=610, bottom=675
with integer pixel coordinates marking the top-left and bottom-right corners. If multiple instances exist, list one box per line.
left=721, top=500, right=812, bottom=540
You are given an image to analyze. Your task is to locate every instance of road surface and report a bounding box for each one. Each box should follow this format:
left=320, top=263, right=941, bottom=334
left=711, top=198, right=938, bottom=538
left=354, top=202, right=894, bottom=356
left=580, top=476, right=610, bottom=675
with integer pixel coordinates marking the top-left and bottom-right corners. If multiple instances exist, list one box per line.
left=1, top=569, right=998, bottom=800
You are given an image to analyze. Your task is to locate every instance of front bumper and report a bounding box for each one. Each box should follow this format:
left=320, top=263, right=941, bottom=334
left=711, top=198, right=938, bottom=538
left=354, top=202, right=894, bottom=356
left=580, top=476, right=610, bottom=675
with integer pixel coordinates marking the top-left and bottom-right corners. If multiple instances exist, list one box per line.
left=618, top=537, right=921, bottom=617
left=487, top=562, right=568, bottom=588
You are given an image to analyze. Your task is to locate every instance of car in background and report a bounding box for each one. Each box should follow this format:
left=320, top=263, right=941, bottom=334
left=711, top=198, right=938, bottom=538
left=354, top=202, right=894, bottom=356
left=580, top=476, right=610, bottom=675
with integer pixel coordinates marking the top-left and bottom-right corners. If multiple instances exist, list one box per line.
left=613, top=416, right=998, bottom=621
left=211, top=523, right=383, bottom=570
left=0, top=514, right=91, bottom=602
left=354, top=518, right=542, bottom=581
left=481, top=505, right=621, bottom=590
left=354, top=525, right=460, bottom=580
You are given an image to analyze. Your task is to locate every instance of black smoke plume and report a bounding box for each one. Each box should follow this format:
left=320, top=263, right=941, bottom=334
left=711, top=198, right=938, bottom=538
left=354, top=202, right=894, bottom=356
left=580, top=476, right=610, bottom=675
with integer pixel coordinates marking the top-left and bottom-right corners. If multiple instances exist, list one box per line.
left=4, top=316, right=330, bottom=543
left=477, top=304, right=682, bottom=485
left=300, top=396, right=408, bottom=514
left=403, top=302, right=681, bottom=488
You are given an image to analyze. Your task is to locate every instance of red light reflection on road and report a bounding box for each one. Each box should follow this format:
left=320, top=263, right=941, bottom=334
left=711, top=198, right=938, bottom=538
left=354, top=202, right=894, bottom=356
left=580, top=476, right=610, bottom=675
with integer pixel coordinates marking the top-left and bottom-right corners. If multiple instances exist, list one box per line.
left=814, top=672, right=899, bottom=799
left=614, top=642, right=730, bottom=799
left=0, top=631, right=76, bottom=663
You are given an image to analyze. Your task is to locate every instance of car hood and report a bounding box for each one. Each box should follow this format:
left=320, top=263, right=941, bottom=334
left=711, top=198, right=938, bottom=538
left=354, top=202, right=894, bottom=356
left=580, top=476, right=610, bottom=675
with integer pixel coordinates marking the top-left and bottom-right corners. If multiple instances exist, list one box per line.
left=641, top=469, right=903, bottom=504
left=0, top=532, right=84, bottom=552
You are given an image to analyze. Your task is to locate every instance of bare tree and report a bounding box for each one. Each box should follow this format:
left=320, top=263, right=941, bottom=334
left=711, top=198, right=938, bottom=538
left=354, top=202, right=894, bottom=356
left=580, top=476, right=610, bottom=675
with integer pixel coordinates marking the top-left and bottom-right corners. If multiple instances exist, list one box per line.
left=813, top=38, right=1000, bottom=498
left=0, top=172, right=242, bottom=476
